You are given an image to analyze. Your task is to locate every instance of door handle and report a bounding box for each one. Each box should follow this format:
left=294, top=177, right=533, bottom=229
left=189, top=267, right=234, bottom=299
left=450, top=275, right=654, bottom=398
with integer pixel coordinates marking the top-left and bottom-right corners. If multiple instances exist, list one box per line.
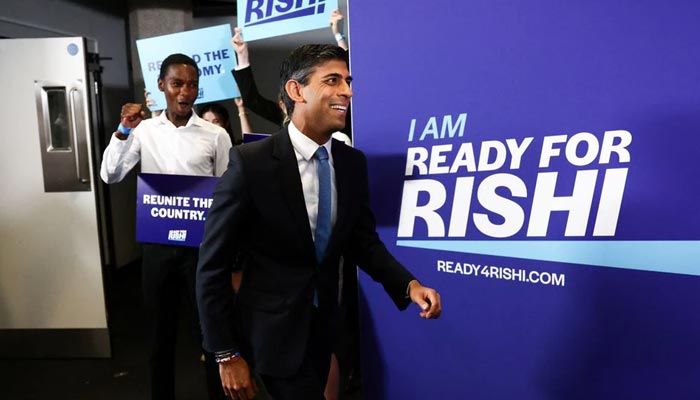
left=69, top=87, right=89, bottom=184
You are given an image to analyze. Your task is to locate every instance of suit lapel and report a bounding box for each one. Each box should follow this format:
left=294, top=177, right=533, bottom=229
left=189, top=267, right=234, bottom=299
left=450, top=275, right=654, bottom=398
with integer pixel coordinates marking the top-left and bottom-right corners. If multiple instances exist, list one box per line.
left=273, top=129, right=316, bottom=261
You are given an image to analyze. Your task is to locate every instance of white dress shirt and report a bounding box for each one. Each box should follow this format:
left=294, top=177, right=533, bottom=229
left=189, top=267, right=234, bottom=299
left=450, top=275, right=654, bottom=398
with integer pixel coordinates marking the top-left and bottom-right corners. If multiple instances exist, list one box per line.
left=100, top=111, right=232, bottom=183
left=288, top=121, right=338, bottom=241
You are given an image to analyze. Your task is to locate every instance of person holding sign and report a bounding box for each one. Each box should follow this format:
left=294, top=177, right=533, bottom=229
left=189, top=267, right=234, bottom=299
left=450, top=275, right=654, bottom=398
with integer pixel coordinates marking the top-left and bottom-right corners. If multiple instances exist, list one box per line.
left=233, top=97, right=253, bottom=135
left=230, top=10, right=352, bottom=138
left=229, top=27, right=284, bottom=126
left=329, top=8, right=348, bottom=51
left=196, top=44, right=442, bottom=400
left=100, top=53, right=232, bottom=400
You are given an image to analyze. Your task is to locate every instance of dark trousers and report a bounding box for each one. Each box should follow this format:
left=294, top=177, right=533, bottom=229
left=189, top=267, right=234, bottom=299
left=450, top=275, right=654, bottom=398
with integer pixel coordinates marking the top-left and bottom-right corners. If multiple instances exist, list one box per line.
left=337, top=264, right=362, bottom=397
left=258, top=310, right=332, bottom=400
left=142, top=243, right=224, bottom=400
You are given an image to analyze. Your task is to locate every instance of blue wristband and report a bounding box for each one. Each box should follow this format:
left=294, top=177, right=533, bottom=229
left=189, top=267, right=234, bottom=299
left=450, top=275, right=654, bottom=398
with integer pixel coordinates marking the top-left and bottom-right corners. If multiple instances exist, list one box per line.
left=117, top=123, right=132, bottom=135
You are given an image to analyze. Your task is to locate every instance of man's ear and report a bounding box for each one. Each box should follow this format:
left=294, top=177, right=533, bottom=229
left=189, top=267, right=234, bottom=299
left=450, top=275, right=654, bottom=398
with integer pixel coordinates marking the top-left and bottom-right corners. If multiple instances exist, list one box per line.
left=285, top=80, right=305, bottom=104
left=157, top=79, right=164, bottom=92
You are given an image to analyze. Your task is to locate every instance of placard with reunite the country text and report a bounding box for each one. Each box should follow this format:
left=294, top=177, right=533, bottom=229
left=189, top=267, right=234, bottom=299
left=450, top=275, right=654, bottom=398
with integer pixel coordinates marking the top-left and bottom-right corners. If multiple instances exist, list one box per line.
left=136, top=173, right=218, bottom=247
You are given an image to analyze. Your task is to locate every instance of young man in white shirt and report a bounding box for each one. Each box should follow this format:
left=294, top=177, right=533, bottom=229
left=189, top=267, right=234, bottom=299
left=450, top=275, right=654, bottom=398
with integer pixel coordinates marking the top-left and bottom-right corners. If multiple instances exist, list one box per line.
left=101, top=53, right=231, bottom=400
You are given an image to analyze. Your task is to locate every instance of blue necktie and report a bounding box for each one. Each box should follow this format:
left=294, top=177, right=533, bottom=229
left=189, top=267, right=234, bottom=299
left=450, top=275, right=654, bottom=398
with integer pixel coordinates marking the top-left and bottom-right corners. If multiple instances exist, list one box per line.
left=314, top=146, right=331, bottom=263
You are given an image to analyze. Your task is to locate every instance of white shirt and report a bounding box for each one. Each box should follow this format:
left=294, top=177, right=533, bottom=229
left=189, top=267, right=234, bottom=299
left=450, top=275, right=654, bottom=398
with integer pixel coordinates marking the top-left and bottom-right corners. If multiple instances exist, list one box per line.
left=288, top=121, right=338, bottom=241
left=100, top=111, right=232, bottom=183
left=331, top=131, right=352, bottom=146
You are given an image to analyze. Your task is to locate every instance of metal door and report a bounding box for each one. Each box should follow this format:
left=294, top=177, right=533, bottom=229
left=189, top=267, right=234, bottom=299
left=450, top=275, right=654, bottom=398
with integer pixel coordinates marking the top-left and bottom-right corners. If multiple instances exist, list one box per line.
left=0, top=37, right=110, bottom=357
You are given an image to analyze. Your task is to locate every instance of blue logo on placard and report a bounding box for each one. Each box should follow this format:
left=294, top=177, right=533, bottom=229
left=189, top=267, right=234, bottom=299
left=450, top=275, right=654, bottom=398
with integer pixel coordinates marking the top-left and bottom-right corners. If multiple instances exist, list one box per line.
left=168, top=230, right=187, bottom=242
left=244, top=0, right=326, bottom=27
left=197, top=88, right=204, bottom=100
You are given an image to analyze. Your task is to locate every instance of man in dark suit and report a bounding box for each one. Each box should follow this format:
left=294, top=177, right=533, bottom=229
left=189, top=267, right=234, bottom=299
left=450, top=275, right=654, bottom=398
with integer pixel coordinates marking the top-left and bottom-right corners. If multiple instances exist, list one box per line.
left=196, top=44, right=441, bottom=400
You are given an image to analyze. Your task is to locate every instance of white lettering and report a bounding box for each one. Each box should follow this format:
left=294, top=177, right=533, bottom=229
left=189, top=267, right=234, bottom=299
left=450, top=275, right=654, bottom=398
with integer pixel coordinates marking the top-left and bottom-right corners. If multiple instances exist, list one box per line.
left=397, top=179, right=447, bottom=237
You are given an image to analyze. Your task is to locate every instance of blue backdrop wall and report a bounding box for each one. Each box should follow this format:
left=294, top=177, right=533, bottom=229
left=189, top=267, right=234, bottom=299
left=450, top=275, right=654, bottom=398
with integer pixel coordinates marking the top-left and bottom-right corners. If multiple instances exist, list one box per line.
left=348, top=1, right=700, bottom=398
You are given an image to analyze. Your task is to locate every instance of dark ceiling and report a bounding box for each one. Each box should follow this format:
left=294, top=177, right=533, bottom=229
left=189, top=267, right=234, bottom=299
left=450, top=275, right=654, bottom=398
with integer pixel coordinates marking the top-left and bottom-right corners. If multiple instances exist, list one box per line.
left=64, top=0, right=237, bottom=18
left=192, top=0, right=237, bottom=17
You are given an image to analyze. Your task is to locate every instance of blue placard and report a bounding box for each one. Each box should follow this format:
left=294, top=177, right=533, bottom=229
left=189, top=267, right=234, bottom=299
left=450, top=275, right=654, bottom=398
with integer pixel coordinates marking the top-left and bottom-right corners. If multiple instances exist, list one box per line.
left=242, top=132, right=270, bottom=143
left=237, top=0, right=338, bottom=41
left=136, top=25, right=239, bottom=111
left=136, top=173, right=218, bottom=247
left=350, top=1, right=700, bottom=399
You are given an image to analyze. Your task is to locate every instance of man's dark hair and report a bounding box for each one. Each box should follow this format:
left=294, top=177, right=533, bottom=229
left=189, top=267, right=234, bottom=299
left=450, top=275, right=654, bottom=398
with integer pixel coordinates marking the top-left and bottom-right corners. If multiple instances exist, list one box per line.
left=279, top=44, right=348, bottom=117
left=159, top=53, right=199, bottom=80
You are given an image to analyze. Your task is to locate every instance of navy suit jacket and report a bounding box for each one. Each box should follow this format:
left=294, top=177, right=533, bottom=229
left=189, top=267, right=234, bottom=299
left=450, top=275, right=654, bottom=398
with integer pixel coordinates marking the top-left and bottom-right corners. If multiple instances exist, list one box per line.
left=196, top=128, right=415, bottom=377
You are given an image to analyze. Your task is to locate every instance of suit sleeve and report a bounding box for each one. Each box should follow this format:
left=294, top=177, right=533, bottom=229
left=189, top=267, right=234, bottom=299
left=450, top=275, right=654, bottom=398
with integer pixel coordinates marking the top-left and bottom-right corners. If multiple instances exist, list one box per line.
left=196, top=146, right=248, bottom=353
left=232, top=67, right=284, bottom=126
left=347, top=152, right=416, bottom=310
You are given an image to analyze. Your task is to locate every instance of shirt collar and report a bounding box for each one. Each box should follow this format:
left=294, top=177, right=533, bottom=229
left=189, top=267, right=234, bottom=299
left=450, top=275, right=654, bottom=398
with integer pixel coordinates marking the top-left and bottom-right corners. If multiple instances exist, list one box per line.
left=288, top=121, right=333, bottom=162
left=156, top=109, right=203, bottom=128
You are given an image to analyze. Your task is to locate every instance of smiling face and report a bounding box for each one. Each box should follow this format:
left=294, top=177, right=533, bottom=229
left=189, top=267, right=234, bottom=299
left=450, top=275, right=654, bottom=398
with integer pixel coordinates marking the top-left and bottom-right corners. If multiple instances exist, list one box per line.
left=158, top=63, right=199, bottom=126
left=288, top=59, right=352, bottom=143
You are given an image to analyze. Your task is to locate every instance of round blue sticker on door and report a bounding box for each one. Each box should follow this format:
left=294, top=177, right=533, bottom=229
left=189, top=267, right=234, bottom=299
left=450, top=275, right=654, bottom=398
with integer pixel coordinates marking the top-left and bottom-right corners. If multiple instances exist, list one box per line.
left=67, top=43, right=79, bottom=56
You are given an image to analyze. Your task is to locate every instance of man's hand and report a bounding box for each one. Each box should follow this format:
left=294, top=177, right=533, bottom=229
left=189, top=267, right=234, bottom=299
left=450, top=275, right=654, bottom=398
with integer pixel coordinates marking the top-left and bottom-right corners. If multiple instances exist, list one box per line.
left=329, top=9, right=344, bottom=35
left=408, top=280, right=442, bottom=319
left=219, top=357, right=257, bottom=400
left=231, top=27, right=250, bottom=69
left=120, top=103, right=145, bottom=129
